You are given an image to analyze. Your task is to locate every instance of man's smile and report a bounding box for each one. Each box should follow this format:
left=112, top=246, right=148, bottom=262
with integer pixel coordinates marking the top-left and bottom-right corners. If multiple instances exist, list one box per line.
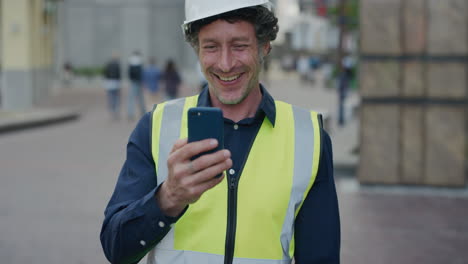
left=212, top=72, right=245, bottom=84
left=215, top=73, right=241, bottom=82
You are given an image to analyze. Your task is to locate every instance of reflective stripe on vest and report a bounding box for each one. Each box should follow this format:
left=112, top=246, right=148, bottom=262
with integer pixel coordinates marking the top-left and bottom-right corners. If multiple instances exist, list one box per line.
left=150, top=95, right=321, bottom=264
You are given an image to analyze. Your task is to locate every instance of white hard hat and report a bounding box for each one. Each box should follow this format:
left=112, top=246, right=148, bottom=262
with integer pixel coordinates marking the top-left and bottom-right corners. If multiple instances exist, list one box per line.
left=182, top=0, right=273, bottom=31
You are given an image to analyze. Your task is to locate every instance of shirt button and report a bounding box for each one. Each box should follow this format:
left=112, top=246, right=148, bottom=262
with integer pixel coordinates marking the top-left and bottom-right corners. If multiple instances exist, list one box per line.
left=233, top=124, right=239, bottom=130
left=158, top=221, right=166, bottom=228
left=229, top=169, right=235, bottom=175
left=140, top=240, right=146, bottom=246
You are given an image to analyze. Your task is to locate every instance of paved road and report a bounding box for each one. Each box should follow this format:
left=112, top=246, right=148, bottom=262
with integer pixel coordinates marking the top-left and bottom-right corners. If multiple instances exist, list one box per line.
left=0, top=88, right=132, bottom=263
left=1, top=72, right=467, bottom=264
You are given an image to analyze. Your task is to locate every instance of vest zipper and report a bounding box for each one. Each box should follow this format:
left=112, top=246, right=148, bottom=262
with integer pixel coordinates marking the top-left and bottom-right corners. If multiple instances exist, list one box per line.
left=224, top=175, right=239, bottom=264
left=223, top=118, right=264, bottom=264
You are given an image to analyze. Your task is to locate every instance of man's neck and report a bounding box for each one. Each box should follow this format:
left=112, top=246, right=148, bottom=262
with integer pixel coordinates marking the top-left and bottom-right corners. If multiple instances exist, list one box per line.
left=210, top=87, right=262, bottom=123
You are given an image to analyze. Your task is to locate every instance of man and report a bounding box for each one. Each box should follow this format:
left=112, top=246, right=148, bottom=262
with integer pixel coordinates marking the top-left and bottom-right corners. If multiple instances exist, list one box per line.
left=143, top=57, right=162, bottom=105
left=100, top=1, right=340, bottom=263
left=103, top=53, right=122, bottom=120
left=127, top=50, right=146, bottom=120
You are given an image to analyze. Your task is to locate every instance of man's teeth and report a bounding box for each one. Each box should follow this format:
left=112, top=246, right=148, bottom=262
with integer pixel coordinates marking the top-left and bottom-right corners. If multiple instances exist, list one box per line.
left=218, top=74, right=240, bottom=81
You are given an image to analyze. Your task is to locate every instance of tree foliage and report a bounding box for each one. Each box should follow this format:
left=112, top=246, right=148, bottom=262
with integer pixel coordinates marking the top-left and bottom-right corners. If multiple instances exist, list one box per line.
left=327, top=0, right=359, bottom=31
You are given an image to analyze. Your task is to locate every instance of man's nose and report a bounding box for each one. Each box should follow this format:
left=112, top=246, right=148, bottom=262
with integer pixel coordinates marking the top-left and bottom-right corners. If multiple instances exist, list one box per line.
left=218, top=48, right=234, bottom=73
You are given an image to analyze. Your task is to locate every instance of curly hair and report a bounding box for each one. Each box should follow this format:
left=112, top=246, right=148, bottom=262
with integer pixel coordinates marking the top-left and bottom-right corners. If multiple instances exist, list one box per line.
left=184, top=5, right=279, bottom=50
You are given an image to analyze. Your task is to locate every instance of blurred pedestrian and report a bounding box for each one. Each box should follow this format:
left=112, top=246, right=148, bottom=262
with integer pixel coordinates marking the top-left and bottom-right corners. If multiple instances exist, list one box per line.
left=297, top=54, right=310, bottom=83
left=127, top=50, right=146, bottom=120
left=308, top=56, right=320, bottom=84
left=162, top=59, right=181, bottom=100
left=62, top=61, right=74, bottom=88
left=143, top=57, right=162, bottom=106
left=281, top=53, right=294, bottom=72
left=338, top=54, right=355, bottom=126
left=261, top=55, right=271, bottom=85
left=103, top=54, right=122, bottom=120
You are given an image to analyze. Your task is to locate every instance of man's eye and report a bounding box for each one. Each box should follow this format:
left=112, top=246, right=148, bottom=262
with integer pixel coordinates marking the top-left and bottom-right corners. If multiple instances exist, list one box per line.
left=203, top=45, right=216, bottom=50
left=234, top=45, right=248, bottom=49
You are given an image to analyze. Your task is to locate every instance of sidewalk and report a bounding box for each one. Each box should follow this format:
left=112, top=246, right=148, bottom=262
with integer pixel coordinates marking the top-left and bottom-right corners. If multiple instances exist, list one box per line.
left=0, top=108, right=79, bottom=134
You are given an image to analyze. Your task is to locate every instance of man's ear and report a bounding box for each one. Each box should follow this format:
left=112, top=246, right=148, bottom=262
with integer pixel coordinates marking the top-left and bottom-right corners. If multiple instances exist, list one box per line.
left=262, top=42, right=271, bottom=56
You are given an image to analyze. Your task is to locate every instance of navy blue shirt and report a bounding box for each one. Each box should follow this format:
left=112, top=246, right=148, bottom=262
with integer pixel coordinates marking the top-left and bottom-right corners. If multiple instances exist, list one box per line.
left=100, top=87, right=340, bottom=264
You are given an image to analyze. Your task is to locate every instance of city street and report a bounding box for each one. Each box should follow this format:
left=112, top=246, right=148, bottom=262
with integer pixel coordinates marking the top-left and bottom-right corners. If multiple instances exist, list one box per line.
left=1, top=70, right=467, bottom=264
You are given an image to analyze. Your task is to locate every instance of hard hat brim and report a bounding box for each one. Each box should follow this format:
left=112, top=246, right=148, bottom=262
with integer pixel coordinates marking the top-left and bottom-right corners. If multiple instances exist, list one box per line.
left=182, top=0, right=273, bottom=33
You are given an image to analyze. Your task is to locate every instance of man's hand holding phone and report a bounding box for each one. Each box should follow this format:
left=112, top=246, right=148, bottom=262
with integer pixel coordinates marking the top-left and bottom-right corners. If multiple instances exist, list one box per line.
left=156, top=108, right=230, bottom=217
left=156, top=138, right=232, bottom=217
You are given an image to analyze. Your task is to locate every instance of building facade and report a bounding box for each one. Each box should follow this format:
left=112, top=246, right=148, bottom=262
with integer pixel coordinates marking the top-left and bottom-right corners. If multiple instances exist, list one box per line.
left=58, top=0, right=196, bottom=76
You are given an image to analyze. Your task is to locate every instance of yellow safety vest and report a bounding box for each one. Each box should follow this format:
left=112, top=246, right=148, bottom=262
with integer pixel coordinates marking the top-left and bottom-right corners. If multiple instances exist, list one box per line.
left=149, top=95, right=322, bottom=264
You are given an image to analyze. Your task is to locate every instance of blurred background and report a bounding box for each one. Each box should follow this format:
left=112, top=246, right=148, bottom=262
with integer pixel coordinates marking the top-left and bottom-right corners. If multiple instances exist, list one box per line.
left=0, top=0, right=467, bottom=263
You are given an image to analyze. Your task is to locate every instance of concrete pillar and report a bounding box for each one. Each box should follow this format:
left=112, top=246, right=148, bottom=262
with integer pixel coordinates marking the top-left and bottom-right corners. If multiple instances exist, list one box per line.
left=1, top=0, right=34, bottom=109
left=0, top=0, right=2, bottom=100
left=358, top=0, right=467, bottom=187
left=1, top=0, right=54, bottom=110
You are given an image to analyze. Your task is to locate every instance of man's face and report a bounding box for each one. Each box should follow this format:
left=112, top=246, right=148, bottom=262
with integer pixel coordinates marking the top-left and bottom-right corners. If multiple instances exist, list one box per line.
left=198, top=19, right=267, bottom=105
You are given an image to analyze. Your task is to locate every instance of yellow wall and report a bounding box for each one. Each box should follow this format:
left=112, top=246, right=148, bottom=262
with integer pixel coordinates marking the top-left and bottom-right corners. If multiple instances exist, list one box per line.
left=2, top=0, right=31, bottom=69
left=1, top=0, right=54, bottom=70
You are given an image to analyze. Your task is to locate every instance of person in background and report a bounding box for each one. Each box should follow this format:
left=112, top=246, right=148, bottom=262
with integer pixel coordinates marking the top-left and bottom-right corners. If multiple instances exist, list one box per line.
left=162, top=59, right=182, bottom=100
left=127, top=50, right=146, bottom=120
left=338, top=54, right=355, bottom=126
left=297, top=53, right=311, bottom=83
left=103, top=54, right=121, bottom=120
left=62, top=61, right=74, bottom=88
left=143, top=57, right=162, bottom=106
left=261, top=55, right=271, bottom=85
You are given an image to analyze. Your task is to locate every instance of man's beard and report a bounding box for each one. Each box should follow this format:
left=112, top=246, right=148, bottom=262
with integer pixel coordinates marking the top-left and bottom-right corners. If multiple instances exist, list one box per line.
left=209, top=51, right=264, bottom=105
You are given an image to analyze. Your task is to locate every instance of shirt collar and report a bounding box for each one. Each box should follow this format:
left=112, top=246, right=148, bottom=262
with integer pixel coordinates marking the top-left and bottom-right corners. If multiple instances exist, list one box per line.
left=197, top=84, right=276, bottom=126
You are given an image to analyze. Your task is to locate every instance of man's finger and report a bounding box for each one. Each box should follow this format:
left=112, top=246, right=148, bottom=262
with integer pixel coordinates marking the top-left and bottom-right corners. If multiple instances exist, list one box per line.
left=191, top=149, right=231, bottom=173
left=188, top=158, right=232, bottom=185
left=190, top=173, right=226, bottom=200
left=188, top=160, right=196, bottom=174
left=177, top=139, right=219, bottom=161
left=170, top=138, right=188, bottom=153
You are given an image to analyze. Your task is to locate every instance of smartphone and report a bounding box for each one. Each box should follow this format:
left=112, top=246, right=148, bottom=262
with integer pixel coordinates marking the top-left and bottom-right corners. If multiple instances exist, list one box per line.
left=188, top=107, right=224, bottom=177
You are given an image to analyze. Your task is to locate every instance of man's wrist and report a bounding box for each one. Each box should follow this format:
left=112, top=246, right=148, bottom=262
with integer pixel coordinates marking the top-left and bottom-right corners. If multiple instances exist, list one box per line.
left=155, top=183, right=186, bottom=217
